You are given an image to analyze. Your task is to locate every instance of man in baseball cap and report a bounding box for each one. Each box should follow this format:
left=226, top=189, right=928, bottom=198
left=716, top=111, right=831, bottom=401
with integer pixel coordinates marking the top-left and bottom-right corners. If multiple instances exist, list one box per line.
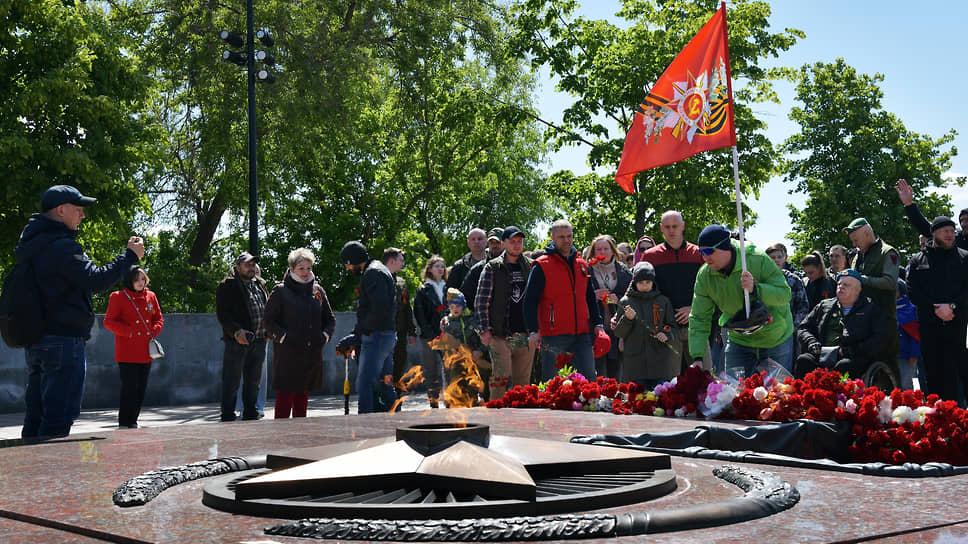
left=16, top=184, right=144, bottom=439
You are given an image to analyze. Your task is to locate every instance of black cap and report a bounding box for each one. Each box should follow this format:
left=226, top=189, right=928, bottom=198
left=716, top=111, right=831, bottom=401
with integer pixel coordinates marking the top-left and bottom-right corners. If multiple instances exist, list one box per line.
left=501, top=226, right=524, bottom=241
left=632, top=261, right=656, bottom=283
left=236, top=252, right=259, bottom=265
left=487, top=227, right=504, bottom=241
left=339, top=241, right=369, bottom=265
left=930, top=216, right=956, bottom=233
left=41, top=185, right=96, bottom=212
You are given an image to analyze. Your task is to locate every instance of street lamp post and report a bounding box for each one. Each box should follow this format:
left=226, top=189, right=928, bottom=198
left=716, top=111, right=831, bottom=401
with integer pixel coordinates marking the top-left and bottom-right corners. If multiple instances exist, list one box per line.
left=220, top=0, right=275, bottom=258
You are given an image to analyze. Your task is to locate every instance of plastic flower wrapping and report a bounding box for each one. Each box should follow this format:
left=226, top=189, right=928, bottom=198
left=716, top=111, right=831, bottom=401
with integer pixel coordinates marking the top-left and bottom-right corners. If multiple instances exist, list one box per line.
left=485, top=365, right=968, bottom=466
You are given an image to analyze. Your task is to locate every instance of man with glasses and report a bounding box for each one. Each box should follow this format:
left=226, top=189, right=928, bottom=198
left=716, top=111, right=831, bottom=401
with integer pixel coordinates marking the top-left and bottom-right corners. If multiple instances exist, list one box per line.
left=688, top=225, right=794, bottom=377
left=640, top=211, right=707, bottom=371
left=793, top=269, right=891, bottom=379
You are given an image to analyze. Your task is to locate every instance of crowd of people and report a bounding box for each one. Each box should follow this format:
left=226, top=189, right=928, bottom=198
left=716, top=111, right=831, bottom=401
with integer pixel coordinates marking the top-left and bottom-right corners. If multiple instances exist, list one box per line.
left=12, top=178, right=968, bottom=439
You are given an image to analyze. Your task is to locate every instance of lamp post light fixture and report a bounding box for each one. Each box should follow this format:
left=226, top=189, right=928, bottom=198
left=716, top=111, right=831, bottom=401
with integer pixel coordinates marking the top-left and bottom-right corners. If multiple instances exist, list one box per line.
left=219, top=1, right=277, bottom=258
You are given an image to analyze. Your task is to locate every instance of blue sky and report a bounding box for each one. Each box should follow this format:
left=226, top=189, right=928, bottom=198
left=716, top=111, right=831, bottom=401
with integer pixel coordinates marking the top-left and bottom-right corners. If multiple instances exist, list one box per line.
left=537, top=1, right=967, bottom=250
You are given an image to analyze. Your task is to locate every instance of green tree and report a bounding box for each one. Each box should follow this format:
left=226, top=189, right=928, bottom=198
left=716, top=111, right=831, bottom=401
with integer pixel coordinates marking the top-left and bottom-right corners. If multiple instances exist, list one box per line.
left=507, top=0, right=803, bottom=246
left=780, top=59, right=962, bottom=260
left=0, top=0, right=159, bottom=277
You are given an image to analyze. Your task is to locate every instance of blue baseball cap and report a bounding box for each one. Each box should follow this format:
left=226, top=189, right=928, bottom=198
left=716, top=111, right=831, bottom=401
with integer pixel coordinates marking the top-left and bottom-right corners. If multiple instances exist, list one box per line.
left=41, top=185, right=96, bottom=212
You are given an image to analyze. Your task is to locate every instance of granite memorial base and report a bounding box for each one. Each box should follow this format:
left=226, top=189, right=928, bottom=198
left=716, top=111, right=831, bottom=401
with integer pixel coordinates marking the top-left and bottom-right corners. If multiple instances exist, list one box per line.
left=1, top=409, right=968, bottom=543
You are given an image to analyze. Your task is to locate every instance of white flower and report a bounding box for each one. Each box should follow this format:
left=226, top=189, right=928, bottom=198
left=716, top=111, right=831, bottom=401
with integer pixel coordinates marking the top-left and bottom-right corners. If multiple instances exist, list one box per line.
left=915, top=406, right=935, bottom=423
left=845, top=399, right=857, bottom=414
left=891, top=406, right=915, bottom=425
left=753, top=386, right=768, bottom=401
left=674, top=407, right=686, bottom=417
left=877, top=397, right=893, bottom=424
left=597, top=396, right=612, bottom=412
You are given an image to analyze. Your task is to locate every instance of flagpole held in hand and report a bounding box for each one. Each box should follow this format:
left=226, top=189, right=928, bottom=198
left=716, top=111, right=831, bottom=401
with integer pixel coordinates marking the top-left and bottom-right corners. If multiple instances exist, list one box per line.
left=343, top=354, right=350, bottom=415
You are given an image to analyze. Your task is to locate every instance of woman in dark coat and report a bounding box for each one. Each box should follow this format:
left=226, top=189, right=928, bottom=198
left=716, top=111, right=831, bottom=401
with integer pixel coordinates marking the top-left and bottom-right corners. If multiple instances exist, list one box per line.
left=263, top=248, right=336, bottom=418
left=588, top=235, right=632, bottom=381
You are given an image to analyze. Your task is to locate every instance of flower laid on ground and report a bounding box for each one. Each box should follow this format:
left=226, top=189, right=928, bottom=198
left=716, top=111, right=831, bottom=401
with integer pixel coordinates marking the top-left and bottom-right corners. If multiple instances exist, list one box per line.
left=485, top=365, right=968, bottom=466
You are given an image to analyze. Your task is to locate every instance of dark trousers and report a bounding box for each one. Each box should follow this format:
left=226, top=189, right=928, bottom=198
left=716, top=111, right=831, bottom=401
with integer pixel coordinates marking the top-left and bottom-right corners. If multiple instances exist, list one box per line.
left=118, top=362, right=152, bottom=427
left=794, top=353, right=868, bottom=380
left=221, top=340, right=266, bottom=421
left=595, top=355, right=622, bottom=382
left=22, top=336, right=86, bottom=439
left=274, top=391, right=308, bottom=418
left=920, top=321, right=968, bottom=404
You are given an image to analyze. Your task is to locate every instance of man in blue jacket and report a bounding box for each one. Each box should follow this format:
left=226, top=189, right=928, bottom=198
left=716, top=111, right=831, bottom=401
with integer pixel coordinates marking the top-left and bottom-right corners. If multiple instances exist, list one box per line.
left=15, top=185, right=144, bottom=439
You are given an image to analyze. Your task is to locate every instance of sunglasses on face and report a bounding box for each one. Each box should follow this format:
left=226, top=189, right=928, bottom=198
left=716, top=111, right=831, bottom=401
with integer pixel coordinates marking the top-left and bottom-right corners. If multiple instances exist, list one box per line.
left=698, top=238, right=730, bottom=256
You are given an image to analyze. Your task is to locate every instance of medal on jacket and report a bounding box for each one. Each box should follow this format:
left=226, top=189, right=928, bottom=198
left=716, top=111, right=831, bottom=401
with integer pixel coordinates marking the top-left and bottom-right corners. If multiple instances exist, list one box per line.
left=146, top=302, right=153, bottom=312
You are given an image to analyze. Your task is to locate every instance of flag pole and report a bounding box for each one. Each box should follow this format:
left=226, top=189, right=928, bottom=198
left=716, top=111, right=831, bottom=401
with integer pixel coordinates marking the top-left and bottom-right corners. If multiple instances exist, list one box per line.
left=720, top=1, right=750, bottom=316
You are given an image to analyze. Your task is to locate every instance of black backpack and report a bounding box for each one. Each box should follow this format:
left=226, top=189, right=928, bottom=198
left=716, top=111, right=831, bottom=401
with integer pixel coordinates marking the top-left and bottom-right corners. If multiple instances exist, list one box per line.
left=0, top=257, right=46, bottom=348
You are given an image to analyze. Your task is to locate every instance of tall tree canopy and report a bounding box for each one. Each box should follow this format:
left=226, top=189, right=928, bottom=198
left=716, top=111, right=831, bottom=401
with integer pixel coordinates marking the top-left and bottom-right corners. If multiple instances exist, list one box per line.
left=780, top=59, right=962, bottom=259
left=506, top=0, right=802, bottom=244
left=0, top=0, right=158, bottom=272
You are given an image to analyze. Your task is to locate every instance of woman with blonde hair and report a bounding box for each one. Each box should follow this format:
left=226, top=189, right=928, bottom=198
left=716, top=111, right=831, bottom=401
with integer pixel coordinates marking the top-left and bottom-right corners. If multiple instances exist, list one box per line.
left=104, top=266, right=164, bottom=429
left=414, top=255, right=447, bottom=407
left=263, top=248, right=335, bottom=418
left=588, top=234, right=632, bottom=380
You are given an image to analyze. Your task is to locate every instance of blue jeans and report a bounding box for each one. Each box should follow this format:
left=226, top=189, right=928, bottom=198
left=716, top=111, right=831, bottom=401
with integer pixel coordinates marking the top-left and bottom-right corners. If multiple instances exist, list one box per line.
left=357, top=331, right=397, bottom=414
left=898, top=357, right=917, bottom=392
left=540, top=333, right=596, bottom=382
left=22, top=335, right=86, bottom=439
left=221, top=340, right=266, bottom=421
left=724, top=334, right=794, bottom=379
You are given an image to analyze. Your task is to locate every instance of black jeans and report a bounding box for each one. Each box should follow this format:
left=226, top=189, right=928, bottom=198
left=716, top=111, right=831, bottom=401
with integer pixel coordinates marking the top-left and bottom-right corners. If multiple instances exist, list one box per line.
left=118, top=362, right=151, bottom=427
left=221, top=340, right=266, bottom=421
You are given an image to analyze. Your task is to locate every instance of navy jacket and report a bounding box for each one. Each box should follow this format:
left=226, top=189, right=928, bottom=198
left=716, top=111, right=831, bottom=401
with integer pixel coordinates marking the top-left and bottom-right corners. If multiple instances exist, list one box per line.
left=14, top=214, right=139, bottom=339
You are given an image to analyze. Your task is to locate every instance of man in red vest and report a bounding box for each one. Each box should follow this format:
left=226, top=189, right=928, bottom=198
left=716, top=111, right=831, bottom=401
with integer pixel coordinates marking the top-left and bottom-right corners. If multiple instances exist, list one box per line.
left=523, top=219, right=604, bottom=381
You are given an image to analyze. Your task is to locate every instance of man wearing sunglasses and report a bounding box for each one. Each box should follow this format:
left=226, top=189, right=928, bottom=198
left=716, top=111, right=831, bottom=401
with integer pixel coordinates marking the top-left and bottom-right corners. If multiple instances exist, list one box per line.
left=688, top=225, right=794, bottom=378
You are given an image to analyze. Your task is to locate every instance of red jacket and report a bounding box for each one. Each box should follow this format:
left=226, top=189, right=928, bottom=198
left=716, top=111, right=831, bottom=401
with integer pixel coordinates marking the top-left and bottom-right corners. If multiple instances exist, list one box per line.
left=104, top=288, right=164, bottom=363
left=534, top=249, right=592, bottom=336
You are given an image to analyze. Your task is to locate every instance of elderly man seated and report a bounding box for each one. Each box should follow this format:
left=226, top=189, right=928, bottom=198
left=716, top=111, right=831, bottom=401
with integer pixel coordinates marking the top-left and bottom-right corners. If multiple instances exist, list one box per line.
left=794, top=269, right=892, bottom=379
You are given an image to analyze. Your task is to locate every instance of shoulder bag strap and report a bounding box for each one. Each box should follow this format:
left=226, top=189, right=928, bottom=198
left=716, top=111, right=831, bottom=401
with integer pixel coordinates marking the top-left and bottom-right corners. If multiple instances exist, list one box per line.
left=123, top=290, right=154, bottom=338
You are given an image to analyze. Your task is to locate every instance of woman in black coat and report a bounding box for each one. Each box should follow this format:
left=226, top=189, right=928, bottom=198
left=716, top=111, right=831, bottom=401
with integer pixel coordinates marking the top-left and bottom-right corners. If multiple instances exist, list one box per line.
left=413, top=255, right=447, bottom=407
left=263, top=248, right=336, bottom=418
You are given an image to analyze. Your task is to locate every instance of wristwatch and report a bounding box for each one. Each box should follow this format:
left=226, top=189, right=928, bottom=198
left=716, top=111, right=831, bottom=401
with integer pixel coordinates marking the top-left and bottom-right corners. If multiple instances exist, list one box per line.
left=950, top=303, right=957, bottom=311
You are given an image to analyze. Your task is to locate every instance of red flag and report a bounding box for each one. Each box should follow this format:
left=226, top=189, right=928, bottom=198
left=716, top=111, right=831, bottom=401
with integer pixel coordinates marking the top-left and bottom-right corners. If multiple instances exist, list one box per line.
left=615, top=4, right=736, bottom=193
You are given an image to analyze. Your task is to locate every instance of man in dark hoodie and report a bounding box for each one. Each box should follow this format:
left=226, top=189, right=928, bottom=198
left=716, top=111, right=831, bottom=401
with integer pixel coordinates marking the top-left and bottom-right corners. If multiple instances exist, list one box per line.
left=215, top=251, right=269, bottom=422
left=16, top=185, right=144, bottom=439
left=340, top=240, right=397, bottom=414
left=522, top=219, right=604, bottom=381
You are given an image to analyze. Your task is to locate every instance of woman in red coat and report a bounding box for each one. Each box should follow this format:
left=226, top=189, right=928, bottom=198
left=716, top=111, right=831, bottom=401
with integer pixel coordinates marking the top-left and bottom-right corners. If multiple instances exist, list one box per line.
left=104, top=266, right=164, bottom=428
left=263, top=248, right=336, bottom=418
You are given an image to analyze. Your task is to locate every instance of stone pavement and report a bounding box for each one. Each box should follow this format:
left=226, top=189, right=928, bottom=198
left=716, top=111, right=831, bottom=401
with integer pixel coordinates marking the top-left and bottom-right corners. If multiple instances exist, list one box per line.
left=0, top=391, right=432, bottom=443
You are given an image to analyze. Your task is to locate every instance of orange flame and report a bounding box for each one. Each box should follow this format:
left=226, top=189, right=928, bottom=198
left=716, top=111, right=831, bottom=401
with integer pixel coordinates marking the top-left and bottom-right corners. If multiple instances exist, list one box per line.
left=389, top=365, right=426, bottom=413
left=430, top=334, right=484, bottom=409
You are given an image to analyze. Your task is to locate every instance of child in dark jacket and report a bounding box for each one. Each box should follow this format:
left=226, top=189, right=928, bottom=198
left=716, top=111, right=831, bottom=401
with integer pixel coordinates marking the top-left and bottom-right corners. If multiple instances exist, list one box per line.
left=437, top=289, right=485, bottom=406
left=613, top=262, right=679, bottom=388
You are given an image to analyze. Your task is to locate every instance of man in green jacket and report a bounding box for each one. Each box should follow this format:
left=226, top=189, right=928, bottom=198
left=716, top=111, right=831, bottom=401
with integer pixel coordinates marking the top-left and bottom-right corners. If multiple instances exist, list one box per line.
left=688, top=225, right=794, bottom=378
left=844, top=218, right=900, bottom=365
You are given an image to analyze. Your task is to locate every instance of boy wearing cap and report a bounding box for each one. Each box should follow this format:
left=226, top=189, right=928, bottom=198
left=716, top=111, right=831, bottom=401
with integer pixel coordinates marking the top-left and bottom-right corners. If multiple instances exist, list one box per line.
left=216, top=251, right=269, bottom=421
left=17, top=185, right=144, bottom=439
left=688, top=225, right=794, bottom=378
left=906, top=216, right=968, bottom=404
left=613, top=261, right=678, bottom=388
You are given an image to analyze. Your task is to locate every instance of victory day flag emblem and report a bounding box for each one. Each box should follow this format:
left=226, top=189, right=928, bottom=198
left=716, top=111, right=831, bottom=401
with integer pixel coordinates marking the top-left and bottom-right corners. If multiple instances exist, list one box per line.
left=615, top=3, right=736, bottom=193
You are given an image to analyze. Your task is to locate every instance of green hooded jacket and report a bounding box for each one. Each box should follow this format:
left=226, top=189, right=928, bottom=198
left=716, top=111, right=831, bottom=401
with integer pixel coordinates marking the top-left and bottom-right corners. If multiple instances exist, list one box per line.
left=688, top=241, right=793, bottom=357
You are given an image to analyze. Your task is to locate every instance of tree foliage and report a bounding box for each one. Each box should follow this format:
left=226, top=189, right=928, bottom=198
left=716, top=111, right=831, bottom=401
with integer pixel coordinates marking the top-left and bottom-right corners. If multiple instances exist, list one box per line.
left=506, top=0, right=803, bottom=244
left=780, top=59, right=962, bottom=260
left=0, top=0, right=158, bottom=276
